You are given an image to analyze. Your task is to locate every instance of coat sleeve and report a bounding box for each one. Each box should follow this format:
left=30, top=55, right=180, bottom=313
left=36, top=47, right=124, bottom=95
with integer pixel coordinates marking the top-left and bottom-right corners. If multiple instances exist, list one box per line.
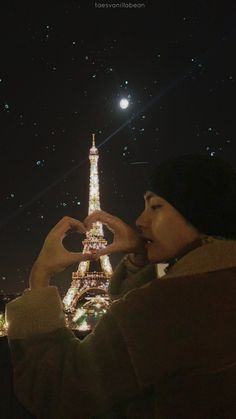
left=108, top=256, right=157, bottom=300
left=6, top=287, right=140, bottom=419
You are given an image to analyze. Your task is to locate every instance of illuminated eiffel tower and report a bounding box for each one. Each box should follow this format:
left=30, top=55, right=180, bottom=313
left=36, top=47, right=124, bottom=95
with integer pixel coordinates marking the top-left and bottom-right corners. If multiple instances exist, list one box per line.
left=63, top=134, right=113, bottom=329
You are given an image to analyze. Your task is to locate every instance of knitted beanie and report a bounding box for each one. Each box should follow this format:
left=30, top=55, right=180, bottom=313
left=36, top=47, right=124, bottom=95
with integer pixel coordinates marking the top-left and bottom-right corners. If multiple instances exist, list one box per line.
left=147, top=154, right=236, bottom=239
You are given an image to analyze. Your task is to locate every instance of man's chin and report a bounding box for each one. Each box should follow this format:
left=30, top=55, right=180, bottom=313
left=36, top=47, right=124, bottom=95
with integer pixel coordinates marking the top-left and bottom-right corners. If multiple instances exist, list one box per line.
left=147, top=250, right=165, bottom=264
left=148, top=252, right=160, bottom=263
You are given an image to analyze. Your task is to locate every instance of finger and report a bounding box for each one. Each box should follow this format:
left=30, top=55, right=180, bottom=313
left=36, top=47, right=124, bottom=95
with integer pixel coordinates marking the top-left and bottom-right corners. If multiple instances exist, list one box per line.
left=93, top=243, right=122, bottom=258
left=84, top=210, right=107, bottom=227
left=51, top=216, right=87, bottom=237
left=84, top=211, right=118, bottom=233
left=65, top=251, right=93, bottom=265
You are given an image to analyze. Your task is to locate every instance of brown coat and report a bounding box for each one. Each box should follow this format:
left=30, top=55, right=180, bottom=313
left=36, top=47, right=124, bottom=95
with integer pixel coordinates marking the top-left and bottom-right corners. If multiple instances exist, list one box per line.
left=6, top=238, right=236, bottom=418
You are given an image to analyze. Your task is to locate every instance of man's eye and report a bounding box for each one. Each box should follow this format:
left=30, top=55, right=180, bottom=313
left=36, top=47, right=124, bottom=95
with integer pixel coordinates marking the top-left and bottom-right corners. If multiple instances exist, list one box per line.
left=151, top=205, right=162, bottom=210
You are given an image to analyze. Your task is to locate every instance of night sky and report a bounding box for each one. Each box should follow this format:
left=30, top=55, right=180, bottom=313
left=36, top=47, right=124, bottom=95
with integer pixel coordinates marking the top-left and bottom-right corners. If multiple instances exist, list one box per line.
left=0, top=1, right=235, bottom=294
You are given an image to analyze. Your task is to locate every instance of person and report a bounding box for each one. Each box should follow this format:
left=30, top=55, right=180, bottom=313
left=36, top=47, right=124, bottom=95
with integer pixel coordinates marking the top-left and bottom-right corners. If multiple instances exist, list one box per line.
left=6, top=154, right=236, bottom=419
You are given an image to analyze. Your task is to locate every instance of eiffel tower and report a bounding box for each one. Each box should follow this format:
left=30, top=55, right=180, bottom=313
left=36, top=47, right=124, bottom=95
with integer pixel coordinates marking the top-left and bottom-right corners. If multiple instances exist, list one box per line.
left=63, top=134, right=113, bottom=329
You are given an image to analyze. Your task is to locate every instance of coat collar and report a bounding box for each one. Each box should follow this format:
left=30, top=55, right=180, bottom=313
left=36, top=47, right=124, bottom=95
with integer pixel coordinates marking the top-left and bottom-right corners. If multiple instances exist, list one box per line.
left=162, top=237, right=236, bottom=278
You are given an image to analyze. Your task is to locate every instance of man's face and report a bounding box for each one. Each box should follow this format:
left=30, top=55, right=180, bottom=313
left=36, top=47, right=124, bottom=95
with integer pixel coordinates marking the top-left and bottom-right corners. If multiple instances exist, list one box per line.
left=136, top=191, right=200, bottom=263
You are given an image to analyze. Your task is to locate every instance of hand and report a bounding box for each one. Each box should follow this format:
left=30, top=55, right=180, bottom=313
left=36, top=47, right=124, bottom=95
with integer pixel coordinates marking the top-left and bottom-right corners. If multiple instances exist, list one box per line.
left=29, top=216, right=92, bottom=289
left=84, top=210, right=146, bottom=258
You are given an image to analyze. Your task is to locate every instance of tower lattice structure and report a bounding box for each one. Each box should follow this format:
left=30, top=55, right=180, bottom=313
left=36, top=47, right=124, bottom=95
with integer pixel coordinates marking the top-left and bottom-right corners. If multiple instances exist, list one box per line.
left=63, top=134, right=113, bottom=314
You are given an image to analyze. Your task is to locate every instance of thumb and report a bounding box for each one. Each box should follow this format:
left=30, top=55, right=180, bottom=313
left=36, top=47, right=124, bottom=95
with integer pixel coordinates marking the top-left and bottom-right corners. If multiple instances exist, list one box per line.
left=66, top=252, right=93, bottom=265
left=93, top=243, right=121, bottom=258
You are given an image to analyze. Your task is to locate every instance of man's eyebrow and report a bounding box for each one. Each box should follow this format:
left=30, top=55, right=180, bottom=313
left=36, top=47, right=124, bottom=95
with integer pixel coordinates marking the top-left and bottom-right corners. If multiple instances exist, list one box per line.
left=144, top=192, right=154, bottom=201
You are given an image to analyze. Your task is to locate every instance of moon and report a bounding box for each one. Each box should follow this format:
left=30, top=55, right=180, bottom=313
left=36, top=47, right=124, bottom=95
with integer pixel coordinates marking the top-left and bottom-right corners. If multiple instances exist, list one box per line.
left=119, top=98, right=129, bottom=109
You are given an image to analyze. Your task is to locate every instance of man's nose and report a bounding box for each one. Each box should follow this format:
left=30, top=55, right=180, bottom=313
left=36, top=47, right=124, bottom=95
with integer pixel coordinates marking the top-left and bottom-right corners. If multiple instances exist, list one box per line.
left=136, top=211, right=148, bottom=229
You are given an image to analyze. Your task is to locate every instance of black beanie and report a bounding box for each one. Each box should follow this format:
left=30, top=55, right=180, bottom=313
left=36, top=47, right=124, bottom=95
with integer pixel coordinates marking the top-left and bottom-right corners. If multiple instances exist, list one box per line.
left=147, top=154, right=236, bottom=239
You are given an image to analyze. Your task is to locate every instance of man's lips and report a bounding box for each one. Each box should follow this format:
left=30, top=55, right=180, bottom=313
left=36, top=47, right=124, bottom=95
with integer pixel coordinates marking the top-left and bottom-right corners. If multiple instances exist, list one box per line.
left=141, top=236, right=154, bottom=244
